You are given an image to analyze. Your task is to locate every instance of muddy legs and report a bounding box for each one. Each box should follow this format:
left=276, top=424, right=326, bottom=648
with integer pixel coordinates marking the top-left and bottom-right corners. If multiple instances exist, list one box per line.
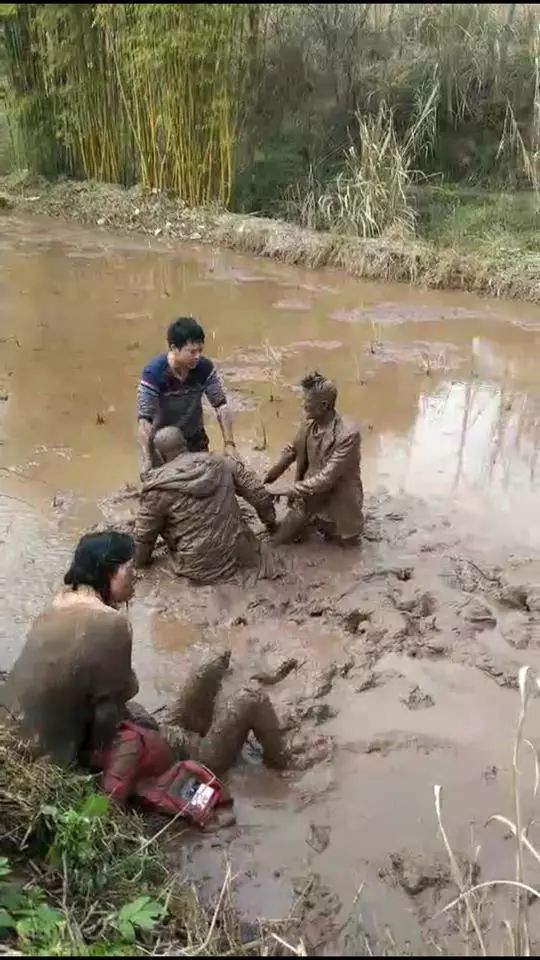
left=166, top=648, right=231, bottom=736
left=196, top=684, right=287, bottom=775
left=164, top=649, right=286, bottom=775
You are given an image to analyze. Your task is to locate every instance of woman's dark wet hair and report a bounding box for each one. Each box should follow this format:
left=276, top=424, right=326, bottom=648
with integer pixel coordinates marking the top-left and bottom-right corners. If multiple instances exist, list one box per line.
left=64, top=531, right=134, bottom=605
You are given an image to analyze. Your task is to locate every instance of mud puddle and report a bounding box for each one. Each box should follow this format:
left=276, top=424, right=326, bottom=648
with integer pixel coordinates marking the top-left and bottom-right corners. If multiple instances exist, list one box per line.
left=2, top=214, right=540, bottom=953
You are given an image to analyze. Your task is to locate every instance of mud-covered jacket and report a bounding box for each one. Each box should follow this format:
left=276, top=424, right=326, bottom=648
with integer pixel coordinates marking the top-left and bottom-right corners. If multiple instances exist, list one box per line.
left=268, top=413, right=363, bottom=540
left=0, top=588, right=138, bottom=766
left=134, top=452, right=276, bottom=583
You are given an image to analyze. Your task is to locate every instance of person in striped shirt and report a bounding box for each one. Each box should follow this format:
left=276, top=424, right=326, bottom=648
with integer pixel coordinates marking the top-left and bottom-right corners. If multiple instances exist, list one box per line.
left=137, top=316, right=236, bottom=475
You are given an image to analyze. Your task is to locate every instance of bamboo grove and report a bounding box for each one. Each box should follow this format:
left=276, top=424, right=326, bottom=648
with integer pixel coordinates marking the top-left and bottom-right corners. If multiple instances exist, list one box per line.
left=1, top=4, right=539, bottom=212
left=1, top=3, right=251, bottom=206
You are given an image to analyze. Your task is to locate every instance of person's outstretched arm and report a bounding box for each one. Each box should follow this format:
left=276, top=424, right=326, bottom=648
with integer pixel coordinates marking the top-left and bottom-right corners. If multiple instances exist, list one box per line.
left=134, top=492, right=166, bottom=567
left=232, top=460, right=276, bottom=530
left=264, top=438, right=298, bottom=484
left=294, top=431, right=360, bottom=497
left=88, top=616, right=139, bottom=752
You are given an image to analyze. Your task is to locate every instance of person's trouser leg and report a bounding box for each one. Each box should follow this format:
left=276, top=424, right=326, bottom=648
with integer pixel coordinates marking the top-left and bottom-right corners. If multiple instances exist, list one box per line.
left=160, top=650, right=287, bottom=775
left=195, top=683, right=287, bottom=774
left=166, top=648, right=231, bottom=736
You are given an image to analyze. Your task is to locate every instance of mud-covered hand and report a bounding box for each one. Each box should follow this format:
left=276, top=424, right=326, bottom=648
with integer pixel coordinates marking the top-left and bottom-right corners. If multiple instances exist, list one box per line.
left=285, top=487, right=303, bottom=508
left=224, top=441, right=242, bottom=462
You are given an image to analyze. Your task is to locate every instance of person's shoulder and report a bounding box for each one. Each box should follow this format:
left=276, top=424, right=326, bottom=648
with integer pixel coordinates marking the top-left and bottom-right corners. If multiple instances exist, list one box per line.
left=193, top=355, right=215, bottom=384
left=141, top=353, right=168, bottom=385
left=336, top=414, right=361, bottom=440
left=85, top=606, right=133, bottom=646
left=30, top=599, right=130, bottom=645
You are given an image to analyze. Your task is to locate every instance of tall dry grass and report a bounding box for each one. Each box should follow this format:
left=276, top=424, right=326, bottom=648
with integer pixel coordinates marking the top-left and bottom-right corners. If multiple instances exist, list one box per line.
left=4, top=3, right=540, bottom=213
left=436, top=665, right=540, bottom=955
left=244, top=4, right=540, bottom=220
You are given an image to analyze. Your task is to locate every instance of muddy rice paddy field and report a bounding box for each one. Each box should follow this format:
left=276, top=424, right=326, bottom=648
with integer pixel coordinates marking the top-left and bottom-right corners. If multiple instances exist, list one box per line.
left=1, top=214, right=540, bottom=953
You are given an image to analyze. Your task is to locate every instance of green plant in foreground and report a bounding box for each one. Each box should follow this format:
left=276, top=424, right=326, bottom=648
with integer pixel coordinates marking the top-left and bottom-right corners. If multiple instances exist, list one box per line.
left=113, top=896, right=165, bottom=943
left=0, top=852, right=165, bottom=955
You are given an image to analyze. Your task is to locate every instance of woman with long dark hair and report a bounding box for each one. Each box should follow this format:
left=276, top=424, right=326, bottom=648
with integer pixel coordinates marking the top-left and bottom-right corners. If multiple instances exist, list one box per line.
left=0, top=531, right=138, bottom=766
left=0, top=531, right=287, bottom=818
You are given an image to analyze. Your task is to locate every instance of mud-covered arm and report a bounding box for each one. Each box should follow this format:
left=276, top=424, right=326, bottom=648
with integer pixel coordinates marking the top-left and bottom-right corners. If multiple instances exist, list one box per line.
left=232, top=460, right=276, bottom=528
left=134, top=492, right=165, bottom=567
left=137, top=364, right=161, bottom=472
left=203, top=365, right=235, bottom=449
left=294, top=431, right=360, bottom=497
left=264, top=439, right=298, bottom=484
left=88, top=617, right=139, bottom=750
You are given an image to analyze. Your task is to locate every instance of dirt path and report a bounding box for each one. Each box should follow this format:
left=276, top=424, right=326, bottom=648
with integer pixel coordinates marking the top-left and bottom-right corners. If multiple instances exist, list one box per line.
left=1, top=213, right=540, bottom=953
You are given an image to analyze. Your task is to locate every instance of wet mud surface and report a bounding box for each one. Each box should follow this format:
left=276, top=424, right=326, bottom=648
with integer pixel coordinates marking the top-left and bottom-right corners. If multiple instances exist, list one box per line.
left=2, top=214, right=540, bottom=952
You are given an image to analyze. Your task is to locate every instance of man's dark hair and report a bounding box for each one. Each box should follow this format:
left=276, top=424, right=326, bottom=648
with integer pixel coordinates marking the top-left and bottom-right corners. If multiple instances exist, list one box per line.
left=64, top=531, right=134, bottom=606
left=167, top=316, right=205, bottom=349
left=301, top=371, right=326, bottom=392
left=300, top=370, right=338, bottom=406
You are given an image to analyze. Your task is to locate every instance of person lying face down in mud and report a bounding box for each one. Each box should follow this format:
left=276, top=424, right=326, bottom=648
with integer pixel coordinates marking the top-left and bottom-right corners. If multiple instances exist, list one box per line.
left=264, top=371, right=363, bottom=546
left=0, top=532, right=287, bottom=820
left=134, top=426, right=280, bottom=583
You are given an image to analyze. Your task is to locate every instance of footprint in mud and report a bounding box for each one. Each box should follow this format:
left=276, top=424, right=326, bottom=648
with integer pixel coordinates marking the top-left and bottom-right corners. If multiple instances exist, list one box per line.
left=475, top=654, right=520, bottom=688
left=500, top=611, right=539, bottom=650
left=347, top=731, right=451, bottom=757
left=383, top=850, right=479, bottom=898
left=251, top=655, right=298, bottom=686
left=392, top=587, right=436, bottom=619
left=461, top=599, right=497, bottom=629
left=306, top=822, right=331, bottom=854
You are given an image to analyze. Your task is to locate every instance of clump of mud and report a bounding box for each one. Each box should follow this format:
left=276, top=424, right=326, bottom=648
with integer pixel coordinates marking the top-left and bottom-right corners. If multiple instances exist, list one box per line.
left=401, top=685, right=435, bottom=710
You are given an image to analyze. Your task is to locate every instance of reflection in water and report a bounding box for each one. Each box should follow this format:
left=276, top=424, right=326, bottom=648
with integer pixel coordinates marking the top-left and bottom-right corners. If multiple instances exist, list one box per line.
left=386, top=380, right=540, bottom=503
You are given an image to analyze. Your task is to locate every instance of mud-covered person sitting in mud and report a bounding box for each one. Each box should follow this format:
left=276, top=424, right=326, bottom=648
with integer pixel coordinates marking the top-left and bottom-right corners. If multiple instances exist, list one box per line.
left=0, top=531, right=287, bottom=819
left=264, top=371, right=364, bottom=545
left=137, top=316, right=236, bottom=476
left=134, top=426, right=280, bottom=582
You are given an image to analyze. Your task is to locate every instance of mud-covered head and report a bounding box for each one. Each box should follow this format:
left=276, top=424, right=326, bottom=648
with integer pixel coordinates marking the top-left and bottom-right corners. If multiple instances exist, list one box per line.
left=152, top=425, right=188, bottom=464
left=64, top=531, right=135, bottom=607
left=167, top=316, right=205, bottom=371
left=301, top=371, right=338, bottom=421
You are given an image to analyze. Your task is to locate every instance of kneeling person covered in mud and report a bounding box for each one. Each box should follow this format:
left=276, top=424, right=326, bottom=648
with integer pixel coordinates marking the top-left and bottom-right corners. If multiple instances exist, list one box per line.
left=0, top=532, right=287, bottom=823
left=265, top=371, right=363, bottom=545
left=134, top=426, right=280, bottom=582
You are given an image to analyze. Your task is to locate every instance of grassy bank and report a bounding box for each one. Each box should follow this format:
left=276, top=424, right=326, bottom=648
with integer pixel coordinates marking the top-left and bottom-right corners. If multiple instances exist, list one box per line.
left=1, top=174, right=538, bottom=302
left=0, top=724, right=288, bottom=956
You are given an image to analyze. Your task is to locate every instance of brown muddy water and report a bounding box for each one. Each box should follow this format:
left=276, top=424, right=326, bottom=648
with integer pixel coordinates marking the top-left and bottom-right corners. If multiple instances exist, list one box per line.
left=2, top=213, right=540, bottom=953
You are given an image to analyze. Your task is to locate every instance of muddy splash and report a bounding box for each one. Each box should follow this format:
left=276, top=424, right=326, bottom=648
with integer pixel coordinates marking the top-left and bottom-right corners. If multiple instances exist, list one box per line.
left=2, top=213, right=540, bottom=952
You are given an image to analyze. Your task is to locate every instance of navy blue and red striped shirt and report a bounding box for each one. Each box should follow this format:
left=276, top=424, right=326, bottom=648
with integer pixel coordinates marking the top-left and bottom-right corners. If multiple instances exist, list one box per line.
left=137, top=353, right=226, bottom=440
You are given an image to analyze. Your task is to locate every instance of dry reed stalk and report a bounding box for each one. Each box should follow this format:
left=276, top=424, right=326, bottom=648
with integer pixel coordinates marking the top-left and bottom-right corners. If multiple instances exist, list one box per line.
left=436, top=666, right=540, bottom=955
